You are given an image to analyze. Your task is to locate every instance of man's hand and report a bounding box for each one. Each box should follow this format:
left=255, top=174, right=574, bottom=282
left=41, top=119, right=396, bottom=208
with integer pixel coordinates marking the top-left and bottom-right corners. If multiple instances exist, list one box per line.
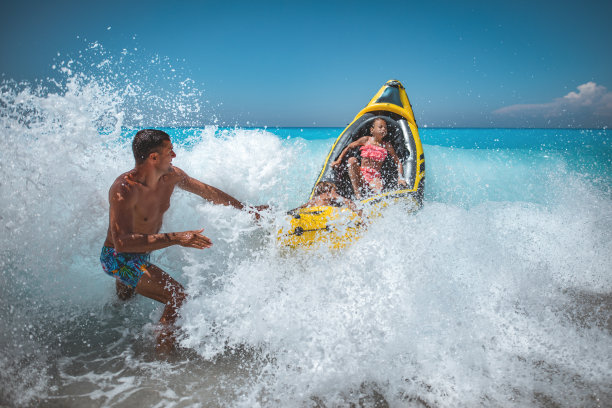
left=174, top=229, right=212, bottom=249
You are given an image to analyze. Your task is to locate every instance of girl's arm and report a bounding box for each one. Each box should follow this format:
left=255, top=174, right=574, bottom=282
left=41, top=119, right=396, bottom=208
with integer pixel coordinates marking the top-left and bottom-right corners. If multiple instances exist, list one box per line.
left=332, top=137, right=368, bottom=167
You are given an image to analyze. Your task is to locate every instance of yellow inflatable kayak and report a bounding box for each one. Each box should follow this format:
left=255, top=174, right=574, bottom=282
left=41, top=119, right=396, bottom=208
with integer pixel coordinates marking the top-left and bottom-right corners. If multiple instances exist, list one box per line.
left=278, top=79, right=425, bottom=249
left=277, top=206, right=364, bottom=250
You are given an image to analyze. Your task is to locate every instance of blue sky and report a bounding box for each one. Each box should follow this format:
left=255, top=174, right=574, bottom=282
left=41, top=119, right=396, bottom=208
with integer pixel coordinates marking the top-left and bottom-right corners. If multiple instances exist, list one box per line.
left=2, top=0, right=611, bottom=127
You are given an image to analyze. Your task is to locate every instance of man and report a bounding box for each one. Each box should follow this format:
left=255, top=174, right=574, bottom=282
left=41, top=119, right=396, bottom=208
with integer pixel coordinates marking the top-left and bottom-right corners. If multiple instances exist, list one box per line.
left=100, top=129, right=267, bottom=352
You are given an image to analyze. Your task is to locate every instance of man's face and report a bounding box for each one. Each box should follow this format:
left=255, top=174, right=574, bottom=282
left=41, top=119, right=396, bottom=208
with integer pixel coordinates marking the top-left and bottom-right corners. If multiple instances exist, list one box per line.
left=153, top=139, right=176, bottom=172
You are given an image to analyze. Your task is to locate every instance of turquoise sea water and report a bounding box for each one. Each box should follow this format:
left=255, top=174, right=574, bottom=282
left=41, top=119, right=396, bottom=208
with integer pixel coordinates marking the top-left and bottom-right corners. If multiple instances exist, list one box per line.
left=1, top=53, right=611, bottom=407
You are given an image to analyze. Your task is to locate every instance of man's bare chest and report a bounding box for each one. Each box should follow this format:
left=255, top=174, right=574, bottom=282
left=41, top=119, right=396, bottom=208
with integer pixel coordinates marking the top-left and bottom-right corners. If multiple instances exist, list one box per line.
left=134, top=185, right=175, bottom=223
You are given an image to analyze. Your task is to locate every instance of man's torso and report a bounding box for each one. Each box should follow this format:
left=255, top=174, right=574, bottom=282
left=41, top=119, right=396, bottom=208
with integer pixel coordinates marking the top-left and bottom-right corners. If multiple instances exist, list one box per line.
left=104, top=169, right=181, bottom=248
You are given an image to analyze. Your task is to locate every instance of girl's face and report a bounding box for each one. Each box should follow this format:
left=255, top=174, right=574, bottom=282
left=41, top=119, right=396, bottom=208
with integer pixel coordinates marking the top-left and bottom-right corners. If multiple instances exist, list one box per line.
left=371, top=119, right=387, bottom=140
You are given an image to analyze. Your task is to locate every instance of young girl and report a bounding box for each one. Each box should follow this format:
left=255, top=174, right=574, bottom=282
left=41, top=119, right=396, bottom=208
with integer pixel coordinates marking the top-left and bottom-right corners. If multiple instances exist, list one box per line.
left=332, top=118, right=406, bottom=199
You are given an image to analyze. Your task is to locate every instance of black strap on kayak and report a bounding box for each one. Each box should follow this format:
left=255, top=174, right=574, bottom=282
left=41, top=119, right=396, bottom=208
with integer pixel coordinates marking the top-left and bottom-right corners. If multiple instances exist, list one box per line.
left=286, top=210, right=326, bottom=219
left=290, top=225, right=330, bottom=236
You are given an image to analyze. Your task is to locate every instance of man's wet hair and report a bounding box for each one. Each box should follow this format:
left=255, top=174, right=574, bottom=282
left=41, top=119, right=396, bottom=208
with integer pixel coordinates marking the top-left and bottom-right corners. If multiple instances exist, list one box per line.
left=132, top=129, right=171, bottom=164
left=313, top=181, right=336, bottom=196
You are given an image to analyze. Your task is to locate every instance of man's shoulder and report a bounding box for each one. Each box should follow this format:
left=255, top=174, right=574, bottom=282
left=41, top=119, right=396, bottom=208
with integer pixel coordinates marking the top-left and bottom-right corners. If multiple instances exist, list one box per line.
left=112, top=171, right=134, bottom=187
left=164, top=166, right=190, bottom=185
left=110, top=172, right=138, bottom=199
left=168, top=165, right=187, bottom=178
left=164, top=166, right=196, bottom=186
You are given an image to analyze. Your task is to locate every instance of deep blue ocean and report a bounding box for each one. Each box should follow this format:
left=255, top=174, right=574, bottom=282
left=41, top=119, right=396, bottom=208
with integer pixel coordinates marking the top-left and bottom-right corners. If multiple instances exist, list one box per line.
left=1, top=51, right=611, bottom=407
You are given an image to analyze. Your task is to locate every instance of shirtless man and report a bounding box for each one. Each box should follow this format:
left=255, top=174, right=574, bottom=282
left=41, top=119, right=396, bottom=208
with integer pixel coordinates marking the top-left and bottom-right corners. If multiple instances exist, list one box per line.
left=100, top=129, right=267, bottom=352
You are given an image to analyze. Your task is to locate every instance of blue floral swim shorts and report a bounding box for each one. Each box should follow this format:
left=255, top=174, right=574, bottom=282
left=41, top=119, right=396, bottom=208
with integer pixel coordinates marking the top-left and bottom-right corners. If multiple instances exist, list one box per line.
left=100, top=246, right=151, bottom=288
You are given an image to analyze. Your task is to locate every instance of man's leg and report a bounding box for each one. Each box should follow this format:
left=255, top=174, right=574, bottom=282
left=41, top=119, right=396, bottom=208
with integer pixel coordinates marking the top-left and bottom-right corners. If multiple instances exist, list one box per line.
left=134, top=264, right=186, bottom=352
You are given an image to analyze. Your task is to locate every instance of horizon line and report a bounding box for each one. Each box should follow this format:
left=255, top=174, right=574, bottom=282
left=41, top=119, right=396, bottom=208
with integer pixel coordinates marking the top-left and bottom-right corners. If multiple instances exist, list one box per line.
left=120, top=125, right=610, bottom=131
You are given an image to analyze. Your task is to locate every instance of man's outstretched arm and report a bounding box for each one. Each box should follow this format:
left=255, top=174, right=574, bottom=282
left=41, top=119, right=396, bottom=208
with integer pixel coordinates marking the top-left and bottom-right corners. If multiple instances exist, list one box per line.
left=176, top=168, right=268, bottom=214
left=178, top=172, right=245, bottom=209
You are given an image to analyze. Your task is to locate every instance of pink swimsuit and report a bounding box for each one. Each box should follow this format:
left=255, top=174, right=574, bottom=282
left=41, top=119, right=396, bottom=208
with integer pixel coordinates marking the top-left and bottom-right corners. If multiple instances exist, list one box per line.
left=359, top=144, right=387, bottom=189
left=360, top=144, right=388, bottom=162
left=360, top=166, right=382, bottom=185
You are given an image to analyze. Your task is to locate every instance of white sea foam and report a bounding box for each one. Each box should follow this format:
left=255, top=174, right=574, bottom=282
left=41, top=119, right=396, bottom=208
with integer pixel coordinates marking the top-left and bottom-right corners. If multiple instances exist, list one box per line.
left=177, top=184, right=612, bottom=407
